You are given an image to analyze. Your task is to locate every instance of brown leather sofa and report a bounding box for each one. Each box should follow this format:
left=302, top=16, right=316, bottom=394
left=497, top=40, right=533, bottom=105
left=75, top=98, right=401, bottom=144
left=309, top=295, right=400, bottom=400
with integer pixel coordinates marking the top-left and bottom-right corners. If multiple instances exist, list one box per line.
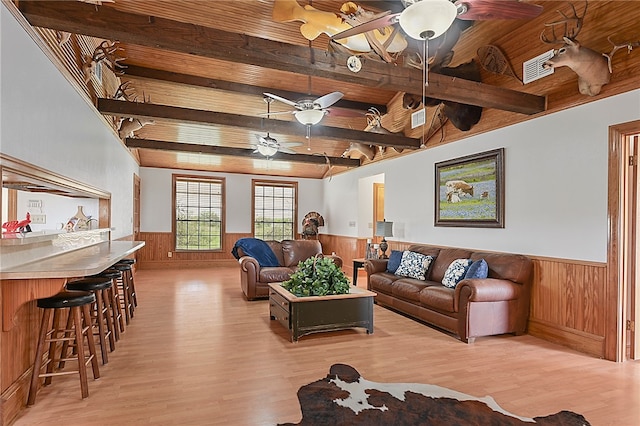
left=365, top=244, right=532, bottom=343
left=239, top=239, right=343, bottom=300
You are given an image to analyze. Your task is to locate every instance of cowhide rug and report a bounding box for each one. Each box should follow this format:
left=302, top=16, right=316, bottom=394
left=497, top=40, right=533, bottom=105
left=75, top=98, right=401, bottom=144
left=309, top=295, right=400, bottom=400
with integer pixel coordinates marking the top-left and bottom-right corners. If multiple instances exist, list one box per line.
left=279, top=364, right=590, bottom=426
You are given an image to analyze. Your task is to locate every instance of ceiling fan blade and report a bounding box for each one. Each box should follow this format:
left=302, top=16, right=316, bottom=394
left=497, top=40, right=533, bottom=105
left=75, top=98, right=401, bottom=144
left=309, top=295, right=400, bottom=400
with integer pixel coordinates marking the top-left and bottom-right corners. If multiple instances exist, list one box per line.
left=281, top=141, right=303, bottom=148
left=279, top=147, right=297, bottom=154
left=259, top=110, right=295, bottom=116
left=264, top=92, right=299, bottom=108
left=455, top=0, right=543, bottom=20
left=331, top=13, right=401, bottom=41
left=314, top=92, right=344, bottom=109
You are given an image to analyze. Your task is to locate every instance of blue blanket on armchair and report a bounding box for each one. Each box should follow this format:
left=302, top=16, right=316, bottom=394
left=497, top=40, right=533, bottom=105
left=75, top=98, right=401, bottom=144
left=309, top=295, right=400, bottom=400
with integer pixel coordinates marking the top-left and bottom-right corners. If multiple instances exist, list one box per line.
left=231, top=238, right=280, bottom=267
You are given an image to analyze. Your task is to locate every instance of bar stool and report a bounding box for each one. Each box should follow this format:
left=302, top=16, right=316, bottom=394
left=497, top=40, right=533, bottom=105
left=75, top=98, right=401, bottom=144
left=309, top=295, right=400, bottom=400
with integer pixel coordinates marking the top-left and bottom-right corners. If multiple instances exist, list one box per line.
left=66, top=277, right=116, bottom=365
left=117, top=258, right=138, bottom=308
left=90, top=269, right=125, bottom=340
left=27, top=290, right=100, bottom=406
left=113, top=262, right=134, bottom=324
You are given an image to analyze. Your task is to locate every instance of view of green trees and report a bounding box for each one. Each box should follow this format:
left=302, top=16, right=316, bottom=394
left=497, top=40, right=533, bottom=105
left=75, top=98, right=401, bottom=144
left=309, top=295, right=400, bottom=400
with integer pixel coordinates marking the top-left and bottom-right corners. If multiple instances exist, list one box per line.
left=175, top=210, right=221, bottom=250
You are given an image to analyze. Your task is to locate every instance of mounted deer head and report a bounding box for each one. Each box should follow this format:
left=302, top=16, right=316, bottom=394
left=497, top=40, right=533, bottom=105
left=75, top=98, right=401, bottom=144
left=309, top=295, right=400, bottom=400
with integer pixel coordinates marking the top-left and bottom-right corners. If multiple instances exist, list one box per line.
left=82, top=40, right=126, bottom=83
left=541, top=2, right=639, bottom=96
left=540, top=2, right=609, bottom=96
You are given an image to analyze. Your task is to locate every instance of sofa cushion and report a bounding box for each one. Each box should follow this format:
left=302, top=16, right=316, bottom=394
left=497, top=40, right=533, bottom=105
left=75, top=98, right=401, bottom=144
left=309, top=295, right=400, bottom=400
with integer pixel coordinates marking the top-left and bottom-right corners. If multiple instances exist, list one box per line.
left=386, top=250, right=403, bottom=273
left=419, top=286, right=456, bottom=312
left=266, top=241, right=285, bottom=266
left=391, top=278, right=430, bottom=303
left=281, top=239, right=322, bottom=267
left=465, top=259, right=489, bottom=279
left=259, top=267, right=295, bottom=283
left=442, top=259, right=473, bottom=288
left=429, top=248, right=473, bottom=283
left=395, top=251, right=434, bottom=281
left=368, top=272, right=401, bottom=295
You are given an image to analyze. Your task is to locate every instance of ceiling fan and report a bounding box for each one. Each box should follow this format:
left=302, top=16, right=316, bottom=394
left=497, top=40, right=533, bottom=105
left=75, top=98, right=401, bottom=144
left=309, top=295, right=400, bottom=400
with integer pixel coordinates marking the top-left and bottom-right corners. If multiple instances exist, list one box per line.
left=254, top=97, right=302, bottom=157
left=263, top=91, right=345, bottom=126
left=331, top=0, right=543, bottom=42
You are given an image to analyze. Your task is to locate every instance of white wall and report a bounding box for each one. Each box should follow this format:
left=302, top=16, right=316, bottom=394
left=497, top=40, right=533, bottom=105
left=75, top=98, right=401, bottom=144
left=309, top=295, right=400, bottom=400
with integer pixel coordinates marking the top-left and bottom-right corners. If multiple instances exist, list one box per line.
left=1, top=7, right=139, bottom=239
left=139, top=167, right=324, bottom=234
left=325, top=90, right=640, bottom=262
left=15, top=192, right=99, bottom=232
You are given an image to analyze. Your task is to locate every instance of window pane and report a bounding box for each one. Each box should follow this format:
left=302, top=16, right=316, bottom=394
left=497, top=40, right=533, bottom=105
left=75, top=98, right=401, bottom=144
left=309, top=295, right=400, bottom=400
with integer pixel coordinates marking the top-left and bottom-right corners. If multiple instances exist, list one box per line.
left=253, top=181, right=296, bottom=241
left=174, top=176, right=224, bottom=251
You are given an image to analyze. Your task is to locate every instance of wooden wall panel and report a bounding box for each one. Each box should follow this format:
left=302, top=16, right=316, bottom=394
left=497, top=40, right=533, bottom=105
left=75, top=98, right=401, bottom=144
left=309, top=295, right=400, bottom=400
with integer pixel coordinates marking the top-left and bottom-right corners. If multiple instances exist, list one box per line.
left=137, top=232, right=250, bottom=268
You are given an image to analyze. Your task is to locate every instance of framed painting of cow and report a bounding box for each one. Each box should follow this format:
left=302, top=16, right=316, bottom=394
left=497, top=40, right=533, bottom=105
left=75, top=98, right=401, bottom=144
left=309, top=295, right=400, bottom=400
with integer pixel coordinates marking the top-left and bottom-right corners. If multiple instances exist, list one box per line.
left=435, top=148, right=504, bottom=228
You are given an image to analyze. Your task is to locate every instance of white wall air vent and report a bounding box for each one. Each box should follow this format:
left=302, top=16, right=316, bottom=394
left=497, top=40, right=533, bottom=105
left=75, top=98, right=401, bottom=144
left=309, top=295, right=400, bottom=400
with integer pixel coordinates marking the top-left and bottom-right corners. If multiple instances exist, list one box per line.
left=411, top=108, right=426, bottom=129
left=523, top=50, right=555, bottom=84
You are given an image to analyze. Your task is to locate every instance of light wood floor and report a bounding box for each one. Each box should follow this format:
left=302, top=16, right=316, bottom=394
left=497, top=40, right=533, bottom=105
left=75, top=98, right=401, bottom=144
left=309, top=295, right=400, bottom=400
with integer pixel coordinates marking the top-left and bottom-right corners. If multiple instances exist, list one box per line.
left=12, top=266, right=640, bottom=426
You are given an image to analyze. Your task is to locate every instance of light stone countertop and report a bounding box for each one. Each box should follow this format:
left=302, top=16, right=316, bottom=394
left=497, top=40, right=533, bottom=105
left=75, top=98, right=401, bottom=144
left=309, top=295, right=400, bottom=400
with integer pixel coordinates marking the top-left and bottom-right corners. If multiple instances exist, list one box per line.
left=0, top=241, right=145, bottom=279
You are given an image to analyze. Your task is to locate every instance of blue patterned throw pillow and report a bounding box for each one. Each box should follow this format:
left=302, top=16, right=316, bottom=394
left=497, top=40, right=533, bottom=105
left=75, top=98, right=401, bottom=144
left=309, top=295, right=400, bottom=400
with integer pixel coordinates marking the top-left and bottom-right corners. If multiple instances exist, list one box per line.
left=395, top=251, right=434, bottom=281
left=386, top=250, right=403, bottom=273
left=465, top=259, right=489, bottom=280
left=442, top=259, right=473, bottom=288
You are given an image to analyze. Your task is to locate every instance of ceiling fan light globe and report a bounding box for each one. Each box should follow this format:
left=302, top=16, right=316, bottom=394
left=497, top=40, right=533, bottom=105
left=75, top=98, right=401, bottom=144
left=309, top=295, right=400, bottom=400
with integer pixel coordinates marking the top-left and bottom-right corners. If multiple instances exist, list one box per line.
left=399, top=0, right=458, bottom=40
left=294, top=109, right=325, bottom=125
left=257, top=144, right=278, bottom=157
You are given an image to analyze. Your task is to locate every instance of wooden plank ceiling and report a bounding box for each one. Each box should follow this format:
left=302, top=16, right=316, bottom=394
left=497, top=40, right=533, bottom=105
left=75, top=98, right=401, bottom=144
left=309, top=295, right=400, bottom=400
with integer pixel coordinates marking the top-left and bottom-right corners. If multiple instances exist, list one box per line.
left=14, top=0, right=640, bottom=179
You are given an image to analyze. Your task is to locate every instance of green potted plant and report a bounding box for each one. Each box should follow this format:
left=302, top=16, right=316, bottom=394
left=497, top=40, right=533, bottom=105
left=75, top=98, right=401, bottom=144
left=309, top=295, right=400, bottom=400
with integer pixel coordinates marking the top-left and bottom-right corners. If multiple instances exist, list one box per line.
left=282, top=255, right=350, bottom=297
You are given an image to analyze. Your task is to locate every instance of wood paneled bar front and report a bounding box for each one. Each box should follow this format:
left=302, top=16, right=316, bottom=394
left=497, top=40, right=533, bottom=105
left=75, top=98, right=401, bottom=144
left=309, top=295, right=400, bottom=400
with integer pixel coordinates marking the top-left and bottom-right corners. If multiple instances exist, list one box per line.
left=0, top=229, right=145, bottom=425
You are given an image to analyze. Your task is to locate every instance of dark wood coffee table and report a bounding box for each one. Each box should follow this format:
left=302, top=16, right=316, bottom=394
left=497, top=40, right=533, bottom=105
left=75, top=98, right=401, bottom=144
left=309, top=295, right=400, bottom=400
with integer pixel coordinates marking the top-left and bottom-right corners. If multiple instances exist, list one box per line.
left=269, top=283, right=376, bottom=342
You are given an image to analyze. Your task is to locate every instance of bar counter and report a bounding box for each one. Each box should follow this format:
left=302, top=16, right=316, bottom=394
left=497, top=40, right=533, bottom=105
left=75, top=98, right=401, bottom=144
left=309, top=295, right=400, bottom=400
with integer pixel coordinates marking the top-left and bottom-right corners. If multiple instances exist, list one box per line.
left=0, top=233, right=145, bottom=425
left=0, top=240, right=145, bottom=280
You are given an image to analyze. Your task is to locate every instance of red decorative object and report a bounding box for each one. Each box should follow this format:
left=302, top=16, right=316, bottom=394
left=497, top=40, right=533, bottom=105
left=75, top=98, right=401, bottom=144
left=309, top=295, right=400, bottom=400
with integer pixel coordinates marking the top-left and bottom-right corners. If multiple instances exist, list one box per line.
left=2, top=212, right=32, bottom=234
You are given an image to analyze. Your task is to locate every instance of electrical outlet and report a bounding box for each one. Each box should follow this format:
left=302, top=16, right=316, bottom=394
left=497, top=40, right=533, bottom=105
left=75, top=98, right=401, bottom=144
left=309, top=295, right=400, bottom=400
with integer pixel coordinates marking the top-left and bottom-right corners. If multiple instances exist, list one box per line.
left=167, top=251, right=173, bottom=258
left=30, top=214, right=46, bottom=224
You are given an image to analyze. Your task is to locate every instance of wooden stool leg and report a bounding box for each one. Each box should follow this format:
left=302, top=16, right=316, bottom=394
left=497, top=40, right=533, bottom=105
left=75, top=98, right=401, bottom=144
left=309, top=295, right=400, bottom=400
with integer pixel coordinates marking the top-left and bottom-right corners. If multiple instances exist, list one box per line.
left=102, top=287, right=116, bottom=351
left=93, top=291, right=109, bottom=365
left=27, top=308, right=52, bottom=406
left=107, top=283, right=123, bottom=340
left=72, top=306, right=90, bottom=399
left=129, top=269, right=138, bottom=307
left=55, top=310, right=74, bottom=373
left=81, top=304, right=100, bottom=380
left=119, top=275, right=131, bottom=325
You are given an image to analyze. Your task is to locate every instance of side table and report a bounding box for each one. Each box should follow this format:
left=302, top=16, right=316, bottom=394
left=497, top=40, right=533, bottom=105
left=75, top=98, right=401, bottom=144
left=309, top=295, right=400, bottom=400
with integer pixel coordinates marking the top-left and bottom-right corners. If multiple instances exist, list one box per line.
left=352, top=258, right=365, bottom=286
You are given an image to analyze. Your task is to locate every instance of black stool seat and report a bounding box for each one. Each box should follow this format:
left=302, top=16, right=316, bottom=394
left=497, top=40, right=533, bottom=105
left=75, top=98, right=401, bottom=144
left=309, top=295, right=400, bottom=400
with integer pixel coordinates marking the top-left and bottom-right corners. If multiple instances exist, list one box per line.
left=67, top=277, right=112, bottom=292
left=91, top=269, right=121, bottom=279
left=113, top=263, right=131, bottom=271
left=117, top=258, right=135, bottom=265
left=37, top=290, right=95, bottom=309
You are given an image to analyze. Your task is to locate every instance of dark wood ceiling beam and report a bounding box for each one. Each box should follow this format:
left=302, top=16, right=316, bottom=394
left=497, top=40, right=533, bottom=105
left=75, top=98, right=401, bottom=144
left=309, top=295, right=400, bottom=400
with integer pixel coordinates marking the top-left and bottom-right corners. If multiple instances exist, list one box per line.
left=125, top=138, right=360, bottom=167
left=122, top=65, right=387, bottom=114
left=19, top=1, right=546, bottom=115
left=98, top=98, right=422, bottom=149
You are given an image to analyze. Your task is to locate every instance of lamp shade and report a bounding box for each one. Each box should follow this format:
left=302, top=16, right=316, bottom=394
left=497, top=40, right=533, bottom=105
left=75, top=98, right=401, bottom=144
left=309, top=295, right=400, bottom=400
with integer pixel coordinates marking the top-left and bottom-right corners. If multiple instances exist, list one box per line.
left=375, top=220, right=394, bottom=238
left=294, top=109, right=326, bottom=125
left=399, top=0, right=458, bottom=40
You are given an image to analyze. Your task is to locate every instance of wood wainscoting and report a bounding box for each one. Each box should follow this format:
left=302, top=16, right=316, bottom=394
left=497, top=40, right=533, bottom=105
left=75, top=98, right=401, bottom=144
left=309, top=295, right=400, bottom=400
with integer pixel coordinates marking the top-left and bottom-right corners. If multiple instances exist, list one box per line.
left=318, top=236, right=610, bottom=360
left=137, top=232, right=250, bottom=268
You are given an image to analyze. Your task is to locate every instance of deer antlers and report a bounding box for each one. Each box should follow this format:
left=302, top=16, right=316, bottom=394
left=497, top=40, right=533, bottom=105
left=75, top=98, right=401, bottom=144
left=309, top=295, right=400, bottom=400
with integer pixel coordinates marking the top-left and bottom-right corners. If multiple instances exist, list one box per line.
left=82, top=40, right=126, bottom=83
left=604, top=37, right=640, bottom=73
left=540, top=1, right=587, bottom=44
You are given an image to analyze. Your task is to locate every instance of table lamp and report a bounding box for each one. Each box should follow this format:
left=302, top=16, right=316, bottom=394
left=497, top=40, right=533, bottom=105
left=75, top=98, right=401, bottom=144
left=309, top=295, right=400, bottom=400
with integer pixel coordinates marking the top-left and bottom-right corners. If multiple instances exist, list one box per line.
left=375, top=219, right=394, bottom=259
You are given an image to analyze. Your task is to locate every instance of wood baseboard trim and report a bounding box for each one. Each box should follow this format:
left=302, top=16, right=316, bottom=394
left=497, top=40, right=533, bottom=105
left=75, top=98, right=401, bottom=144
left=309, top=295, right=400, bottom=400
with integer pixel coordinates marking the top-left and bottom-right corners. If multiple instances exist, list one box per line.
left=138, top=259, right=239, bottom=269
left=528, top=318, right=605, bottom=358
left=2, top=367, right=33, bottom=426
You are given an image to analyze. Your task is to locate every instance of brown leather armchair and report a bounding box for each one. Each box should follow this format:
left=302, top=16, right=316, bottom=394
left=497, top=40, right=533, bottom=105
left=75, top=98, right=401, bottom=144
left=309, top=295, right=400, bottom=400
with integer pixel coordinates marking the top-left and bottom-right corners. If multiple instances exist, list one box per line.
left=239, top=239, right=343, bottom=300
